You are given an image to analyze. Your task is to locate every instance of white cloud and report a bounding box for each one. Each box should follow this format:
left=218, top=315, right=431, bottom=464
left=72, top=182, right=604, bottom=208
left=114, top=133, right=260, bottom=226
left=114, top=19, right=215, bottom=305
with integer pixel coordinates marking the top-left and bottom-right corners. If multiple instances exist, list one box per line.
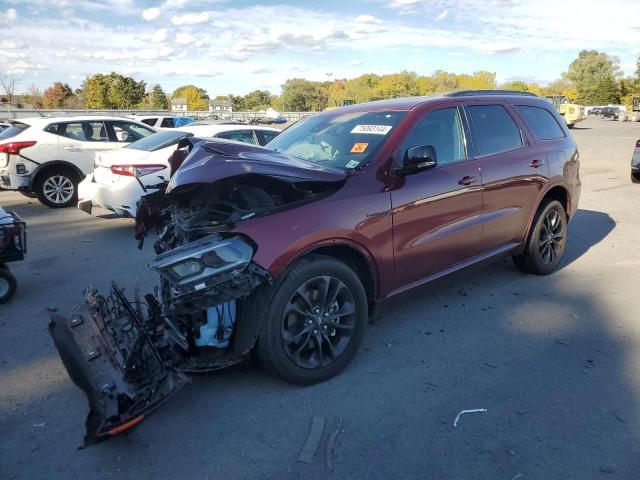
left=5, top=8, right=17, bottom=20
left=355, top=14, right=383, bottom=24
left=175, top=32, right=196, bottom=45
left=436, top=10, right=447, bottom=21
left=142, top=7, right=161, bottom=21
left=171, top=11, right=210, bottom=25
left=150, top=28, right=167, bottom=43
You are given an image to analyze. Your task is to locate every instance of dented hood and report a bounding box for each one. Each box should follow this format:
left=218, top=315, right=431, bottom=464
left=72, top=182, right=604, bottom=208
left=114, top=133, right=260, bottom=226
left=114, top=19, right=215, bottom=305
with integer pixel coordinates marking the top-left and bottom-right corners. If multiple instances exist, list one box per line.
left=167, top=138, right=346, bottom=192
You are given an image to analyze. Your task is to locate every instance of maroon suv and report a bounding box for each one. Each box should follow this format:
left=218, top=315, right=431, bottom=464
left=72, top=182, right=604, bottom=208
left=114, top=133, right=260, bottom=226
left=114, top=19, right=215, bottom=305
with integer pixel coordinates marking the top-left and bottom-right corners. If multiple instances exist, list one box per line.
left=50, top=91, right=580, bottom=445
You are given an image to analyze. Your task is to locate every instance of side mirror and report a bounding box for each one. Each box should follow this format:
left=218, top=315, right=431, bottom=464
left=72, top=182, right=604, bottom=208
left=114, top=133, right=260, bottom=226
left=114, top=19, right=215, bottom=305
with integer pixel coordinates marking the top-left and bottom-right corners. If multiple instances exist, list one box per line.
left=397, top=145, right=437, bottom=175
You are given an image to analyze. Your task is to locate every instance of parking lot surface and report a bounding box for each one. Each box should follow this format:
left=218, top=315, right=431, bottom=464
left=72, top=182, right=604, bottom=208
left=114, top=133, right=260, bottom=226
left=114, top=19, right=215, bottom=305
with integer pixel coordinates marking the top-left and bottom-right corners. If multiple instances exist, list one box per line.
left=1, top=117, right=639, bottom=479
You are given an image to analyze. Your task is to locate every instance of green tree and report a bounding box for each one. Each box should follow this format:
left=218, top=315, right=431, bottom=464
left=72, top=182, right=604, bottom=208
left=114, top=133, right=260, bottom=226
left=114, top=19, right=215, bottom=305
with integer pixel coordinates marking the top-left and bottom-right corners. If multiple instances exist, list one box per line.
left=376, top=71, right=418, bottom=99
left=83, top=72, right=146, bottom=109
left=458, top=71, right=496, bottom=90
left=42, top=82, right=74, bottom=108
left=281, top=79, right=328, bottom=111
left=500, top=80, right=529, bottom=91
left=343, top=74, right=381, bottom=103
left=563, top=50, right=621, bottom=105
left=146, top=84, right=168, bottom=109
left=243, top=89, right=272, bottom=110
left=172, top=85, right=209, bottom=110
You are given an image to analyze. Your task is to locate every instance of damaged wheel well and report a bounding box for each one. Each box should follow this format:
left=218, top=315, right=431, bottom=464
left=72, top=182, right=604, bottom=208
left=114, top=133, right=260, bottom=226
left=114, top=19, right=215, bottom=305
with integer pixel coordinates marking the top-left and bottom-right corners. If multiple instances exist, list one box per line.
left=308, top=244, right=377, bottom=306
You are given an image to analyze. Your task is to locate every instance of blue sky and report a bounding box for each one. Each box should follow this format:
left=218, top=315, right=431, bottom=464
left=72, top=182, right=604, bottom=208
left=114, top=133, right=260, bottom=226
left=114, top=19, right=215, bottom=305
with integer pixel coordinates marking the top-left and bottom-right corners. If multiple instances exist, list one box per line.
left=1, top=0, right=639, bottom=96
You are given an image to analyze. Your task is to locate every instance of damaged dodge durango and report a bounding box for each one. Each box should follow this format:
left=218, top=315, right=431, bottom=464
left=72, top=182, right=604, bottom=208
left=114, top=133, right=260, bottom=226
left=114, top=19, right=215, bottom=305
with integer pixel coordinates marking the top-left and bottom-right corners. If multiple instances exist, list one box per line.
left=49, top=90, right=581, bottom=445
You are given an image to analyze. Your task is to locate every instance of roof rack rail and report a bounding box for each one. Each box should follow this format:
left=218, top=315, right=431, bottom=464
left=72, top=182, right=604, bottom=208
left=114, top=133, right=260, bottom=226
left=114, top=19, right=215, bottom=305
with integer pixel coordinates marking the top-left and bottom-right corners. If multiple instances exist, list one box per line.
left=446, top=90, right=537, bottom=97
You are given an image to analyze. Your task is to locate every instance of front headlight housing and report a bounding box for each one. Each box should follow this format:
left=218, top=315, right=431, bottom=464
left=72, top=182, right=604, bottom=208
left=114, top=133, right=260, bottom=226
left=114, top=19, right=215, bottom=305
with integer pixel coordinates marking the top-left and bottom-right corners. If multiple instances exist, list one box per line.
left=149, top=234, right=254, bottom=295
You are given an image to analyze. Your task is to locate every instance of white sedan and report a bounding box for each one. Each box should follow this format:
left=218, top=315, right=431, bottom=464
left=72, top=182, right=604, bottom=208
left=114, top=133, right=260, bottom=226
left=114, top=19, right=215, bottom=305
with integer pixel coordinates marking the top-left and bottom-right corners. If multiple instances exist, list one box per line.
left=77, top=125, right=281, bottom=217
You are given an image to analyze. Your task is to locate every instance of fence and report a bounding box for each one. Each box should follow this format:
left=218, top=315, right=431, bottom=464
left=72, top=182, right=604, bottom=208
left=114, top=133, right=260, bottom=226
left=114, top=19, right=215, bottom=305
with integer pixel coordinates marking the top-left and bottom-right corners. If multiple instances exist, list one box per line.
left=0, top=108, right=313, bottom=122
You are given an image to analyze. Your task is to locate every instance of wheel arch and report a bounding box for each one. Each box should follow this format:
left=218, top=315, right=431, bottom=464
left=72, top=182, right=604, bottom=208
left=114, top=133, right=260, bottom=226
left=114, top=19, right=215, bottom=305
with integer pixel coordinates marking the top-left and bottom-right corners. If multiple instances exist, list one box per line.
left=30, top=161, right=84, bottom=189
left=520, top=183, right=570, bottom=251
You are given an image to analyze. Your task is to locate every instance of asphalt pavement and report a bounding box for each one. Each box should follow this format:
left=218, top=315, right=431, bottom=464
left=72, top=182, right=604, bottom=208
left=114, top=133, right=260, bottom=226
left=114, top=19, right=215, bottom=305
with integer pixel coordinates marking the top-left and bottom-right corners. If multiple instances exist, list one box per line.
left=1, top=117, right=639, bottom=479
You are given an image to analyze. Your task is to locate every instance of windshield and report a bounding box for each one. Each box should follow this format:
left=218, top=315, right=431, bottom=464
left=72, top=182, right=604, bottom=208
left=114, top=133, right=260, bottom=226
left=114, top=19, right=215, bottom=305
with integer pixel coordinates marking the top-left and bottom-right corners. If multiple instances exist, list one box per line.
left=125, top=130, right=193, bottom=152
left=0, top=122, right=29, bottom=140
left=266, top=111, right=407, bottom=171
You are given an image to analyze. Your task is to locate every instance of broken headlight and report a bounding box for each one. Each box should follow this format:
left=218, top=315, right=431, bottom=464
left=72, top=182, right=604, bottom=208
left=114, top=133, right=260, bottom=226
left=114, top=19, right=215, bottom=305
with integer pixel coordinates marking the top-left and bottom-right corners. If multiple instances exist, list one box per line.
left=149, top=234, right=254, bottom=296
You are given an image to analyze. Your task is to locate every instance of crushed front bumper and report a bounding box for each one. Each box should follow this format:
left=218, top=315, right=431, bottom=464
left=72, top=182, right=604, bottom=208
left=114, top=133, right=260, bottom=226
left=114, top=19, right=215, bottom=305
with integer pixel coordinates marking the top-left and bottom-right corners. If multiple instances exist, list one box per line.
left=49, top=283, right=188, bottom=447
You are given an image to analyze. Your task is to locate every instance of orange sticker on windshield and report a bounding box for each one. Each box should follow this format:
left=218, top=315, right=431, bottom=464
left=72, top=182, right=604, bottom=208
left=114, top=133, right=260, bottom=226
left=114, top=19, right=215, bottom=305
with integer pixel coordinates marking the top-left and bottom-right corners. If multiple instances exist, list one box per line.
left=351, top=142, right=369, bottom=154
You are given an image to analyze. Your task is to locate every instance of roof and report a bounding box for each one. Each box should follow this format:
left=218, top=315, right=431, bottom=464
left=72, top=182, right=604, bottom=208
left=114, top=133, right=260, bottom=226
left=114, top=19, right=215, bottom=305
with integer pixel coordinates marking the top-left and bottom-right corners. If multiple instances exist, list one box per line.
left=324, top=90, right=543, bottom=114
left=171, top=98, right=187, bottom=105
left=210, top=98, right=232, bottom=105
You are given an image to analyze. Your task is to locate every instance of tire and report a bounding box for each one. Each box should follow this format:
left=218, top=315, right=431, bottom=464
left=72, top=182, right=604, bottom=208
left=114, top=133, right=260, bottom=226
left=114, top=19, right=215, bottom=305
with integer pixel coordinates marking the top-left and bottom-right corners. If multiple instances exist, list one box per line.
left=0, top=267, right=17, bottom=303
left=34, top=168, right=78, bottom=208
left=632, top=171, right=640, bottom=184
left=513, top=199, right=568, bottom=275
left=567, top=123, right=574, bottom=129
left=254, top=254, right=368, bottom=385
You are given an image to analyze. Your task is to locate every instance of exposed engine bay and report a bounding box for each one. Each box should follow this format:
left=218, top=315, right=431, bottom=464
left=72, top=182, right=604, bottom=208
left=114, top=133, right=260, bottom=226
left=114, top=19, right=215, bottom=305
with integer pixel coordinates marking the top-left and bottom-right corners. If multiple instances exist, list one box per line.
left=49, top=138, right=346, bottom=446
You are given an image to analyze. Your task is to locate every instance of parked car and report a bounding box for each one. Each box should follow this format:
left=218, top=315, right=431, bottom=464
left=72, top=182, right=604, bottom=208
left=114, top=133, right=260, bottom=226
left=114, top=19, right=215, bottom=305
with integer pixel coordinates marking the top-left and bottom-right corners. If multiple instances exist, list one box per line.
left=0, top=117, right=155, bottom=207
left=129, top=115, right=195, bottom=129
left=589, top=107, right=602, bottom=115
left=601, top=106, right=622, bottom=120
left=50, top=91, right=581, bottom=445
left=77, top=125, right=281, bottom=217
left=0, top=206, right=26, bottom=303
left=632, top=139, right=640, bottom=183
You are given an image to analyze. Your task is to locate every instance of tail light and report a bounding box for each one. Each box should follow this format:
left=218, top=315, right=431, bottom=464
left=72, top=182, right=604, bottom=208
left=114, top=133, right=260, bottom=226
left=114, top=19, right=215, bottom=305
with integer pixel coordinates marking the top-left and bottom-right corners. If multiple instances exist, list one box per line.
left=110, top=164, right=166, bottom=177
left=0, top=141, right=37, bottom=154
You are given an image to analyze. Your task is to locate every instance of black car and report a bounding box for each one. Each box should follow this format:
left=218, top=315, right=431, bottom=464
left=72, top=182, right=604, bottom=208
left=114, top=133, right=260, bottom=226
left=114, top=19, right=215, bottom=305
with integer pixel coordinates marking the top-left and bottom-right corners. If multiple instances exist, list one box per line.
left=601, top=107, right=621, bottom=120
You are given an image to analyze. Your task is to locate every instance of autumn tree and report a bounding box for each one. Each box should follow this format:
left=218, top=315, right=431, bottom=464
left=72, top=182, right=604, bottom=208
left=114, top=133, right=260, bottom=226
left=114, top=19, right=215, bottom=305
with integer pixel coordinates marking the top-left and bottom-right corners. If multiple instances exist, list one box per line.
left=172, top=85, right=209, bottom=110
left=500, top=80, right=529, bottom=91
left=42, top=82, right=74, bottom=108
left=281, top=79, right=328, bottom=111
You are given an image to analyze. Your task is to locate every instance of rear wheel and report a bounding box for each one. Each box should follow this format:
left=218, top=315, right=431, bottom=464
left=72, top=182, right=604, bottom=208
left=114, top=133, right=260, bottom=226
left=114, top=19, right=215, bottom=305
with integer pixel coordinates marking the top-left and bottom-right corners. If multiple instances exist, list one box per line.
left=632, top=171, right=640, bottom=184
left=35, top=169, right=78, bottom=208
left=0, top=267, right=17, bottom=303
left=513, top=200, right=567, bottom=275
left=255, top=254, right=368, bottom=385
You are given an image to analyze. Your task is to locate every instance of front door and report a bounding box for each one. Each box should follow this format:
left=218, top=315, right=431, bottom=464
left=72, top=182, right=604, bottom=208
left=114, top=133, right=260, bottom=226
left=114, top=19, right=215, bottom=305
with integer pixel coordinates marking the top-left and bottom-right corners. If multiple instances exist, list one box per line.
left=391, top=106, right=484, bottom=289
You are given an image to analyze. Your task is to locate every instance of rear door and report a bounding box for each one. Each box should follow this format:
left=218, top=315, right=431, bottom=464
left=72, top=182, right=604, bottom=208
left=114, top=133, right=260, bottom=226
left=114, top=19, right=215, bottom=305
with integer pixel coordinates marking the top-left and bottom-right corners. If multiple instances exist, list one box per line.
left=391, top=105, right=484, bottom=288
left=59, top=121, right=119, bottom=175
left=464, top=103, right=549, bottom=251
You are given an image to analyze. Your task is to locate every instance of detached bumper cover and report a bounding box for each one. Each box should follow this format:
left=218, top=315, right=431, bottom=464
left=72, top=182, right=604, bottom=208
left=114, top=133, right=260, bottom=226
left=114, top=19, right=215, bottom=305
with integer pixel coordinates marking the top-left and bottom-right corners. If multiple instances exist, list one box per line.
left=49, top=284, right=188, bottom=447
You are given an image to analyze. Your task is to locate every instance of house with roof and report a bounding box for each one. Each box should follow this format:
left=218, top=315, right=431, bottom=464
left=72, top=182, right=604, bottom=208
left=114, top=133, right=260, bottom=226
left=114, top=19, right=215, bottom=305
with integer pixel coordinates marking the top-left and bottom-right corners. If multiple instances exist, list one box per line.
left=209, top=98, right=233, bottom=113
left=171, top=98, right=188, bottom=112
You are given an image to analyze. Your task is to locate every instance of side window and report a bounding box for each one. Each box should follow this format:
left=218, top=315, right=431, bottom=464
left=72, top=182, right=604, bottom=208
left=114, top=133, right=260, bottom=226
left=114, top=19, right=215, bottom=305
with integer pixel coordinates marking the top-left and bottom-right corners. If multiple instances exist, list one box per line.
left=108, top=121, right=155, bottom=143
left=216, top=130, right=257, bottom=145
left=60, top=122, right=108, bottom=142
left=141, top=118, right=157, bottom=127
left=466, top=105, right=523, bottom=156
left=515, top=105, right=564, bottom=140
left=255, top=130, right=279, bottom=146
left=160, top=118, right=175, bottom=128
left=400, top=108, right=466, bottom=167
left=44, top=124, right=60, bottom=135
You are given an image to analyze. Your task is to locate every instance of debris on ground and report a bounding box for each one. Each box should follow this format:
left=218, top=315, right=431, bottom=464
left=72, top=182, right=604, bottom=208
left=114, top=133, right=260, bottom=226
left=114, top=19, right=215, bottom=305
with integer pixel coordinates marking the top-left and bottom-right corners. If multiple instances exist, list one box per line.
left=325, top=418, right=343, bottom=472
left=599, top=465, right=616, bottom=474
left=556, top=339, right=570, bottom=345
left=453, top=408, right=487, bottom=427
left=46, top=306, right=57, bottom=312
left=32, top=423, right=45, bottom=428
left=298, top=417, right=325, bottom=464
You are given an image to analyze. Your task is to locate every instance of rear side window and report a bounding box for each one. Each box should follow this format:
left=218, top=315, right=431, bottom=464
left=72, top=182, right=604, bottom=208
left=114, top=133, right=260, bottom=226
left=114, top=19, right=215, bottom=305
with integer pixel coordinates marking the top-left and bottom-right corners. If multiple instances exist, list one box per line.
left=140, top=118, right=157, bottom=127
left=160, top=118, right=175, bottom=128
left=216, top=130, right=256, bottom=145
left=256, top=130, right=279, bottom=146
left=108, top=121, right=155, bottom=143
left=0, top=123, right=30, bottom=139
left=60, top=122, right=109, bottom=142
left=515, top=105, right=564, bottom=140
left=466, top=105, right=523, bottom=156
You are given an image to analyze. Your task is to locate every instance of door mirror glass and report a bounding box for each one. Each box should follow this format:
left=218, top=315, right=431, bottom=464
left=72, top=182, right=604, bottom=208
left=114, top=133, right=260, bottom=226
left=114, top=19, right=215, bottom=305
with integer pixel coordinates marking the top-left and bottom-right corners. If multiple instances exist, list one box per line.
left=401, top=145, right=437, bottom=174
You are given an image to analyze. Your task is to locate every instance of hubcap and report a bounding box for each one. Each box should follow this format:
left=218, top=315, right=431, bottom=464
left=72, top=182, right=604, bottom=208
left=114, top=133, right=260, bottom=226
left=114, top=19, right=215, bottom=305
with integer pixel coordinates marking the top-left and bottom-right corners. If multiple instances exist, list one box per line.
left=0, top=277, right=9, bottom=298
left=43, top=175, right=74, bottom=204
left=281, top=275, right=356, bottom=369
left=538, top=209, right=564, bottom=265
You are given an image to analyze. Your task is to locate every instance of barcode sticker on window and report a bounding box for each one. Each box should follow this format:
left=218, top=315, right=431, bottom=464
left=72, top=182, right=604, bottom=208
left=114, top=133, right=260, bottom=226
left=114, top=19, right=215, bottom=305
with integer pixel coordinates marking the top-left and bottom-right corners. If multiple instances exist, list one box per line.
left=351, top=125, right=392, bottom=135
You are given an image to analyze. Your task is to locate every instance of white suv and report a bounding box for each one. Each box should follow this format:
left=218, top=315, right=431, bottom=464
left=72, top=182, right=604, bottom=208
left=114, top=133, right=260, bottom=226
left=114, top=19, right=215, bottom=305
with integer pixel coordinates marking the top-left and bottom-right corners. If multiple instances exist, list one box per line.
left=0, top=116, right=155, bottom=207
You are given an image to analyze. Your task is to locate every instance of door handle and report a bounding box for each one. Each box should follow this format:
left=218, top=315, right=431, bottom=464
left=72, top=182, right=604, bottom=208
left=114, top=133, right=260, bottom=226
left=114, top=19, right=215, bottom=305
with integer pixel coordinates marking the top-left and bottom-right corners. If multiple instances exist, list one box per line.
left=458, top=175, right=478, bottom=186
left=64, top=146, right=82, bottom=152
left=530, top=159, right=545, bottom=168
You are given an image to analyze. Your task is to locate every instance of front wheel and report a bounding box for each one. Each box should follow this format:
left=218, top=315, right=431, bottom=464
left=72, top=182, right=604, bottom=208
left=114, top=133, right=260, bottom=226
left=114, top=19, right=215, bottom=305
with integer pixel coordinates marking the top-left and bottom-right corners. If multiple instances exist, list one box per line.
left=35, top=169, right=78, bottom=208
left=255, top=254, right=368, bottom=385
left=513, top=200, right=567, bottom=275
left=0, top=267, right=17, bottom=303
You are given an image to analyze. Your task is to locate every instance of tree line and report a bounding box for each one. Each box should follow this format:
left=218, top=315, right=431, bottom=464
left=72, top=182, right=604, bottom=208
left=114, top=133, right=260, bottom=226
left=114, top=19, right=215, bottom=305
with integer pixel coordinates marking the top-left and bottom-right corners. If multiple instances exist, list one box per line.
left=6, top=50, right=640, bottom=112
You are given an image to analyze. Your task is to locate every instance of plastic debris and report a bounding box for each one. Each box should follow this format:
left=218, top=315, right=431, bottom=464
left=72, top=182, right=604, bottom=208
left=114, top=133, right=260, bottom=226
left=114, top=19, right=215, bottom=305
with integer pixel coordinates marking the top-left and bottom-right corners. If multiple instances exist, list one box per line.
left=325, top=417, right=343, bottom=472
left=298, top=417, right=325, bottom=464
left=453, top=408, right=487, bottom=427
